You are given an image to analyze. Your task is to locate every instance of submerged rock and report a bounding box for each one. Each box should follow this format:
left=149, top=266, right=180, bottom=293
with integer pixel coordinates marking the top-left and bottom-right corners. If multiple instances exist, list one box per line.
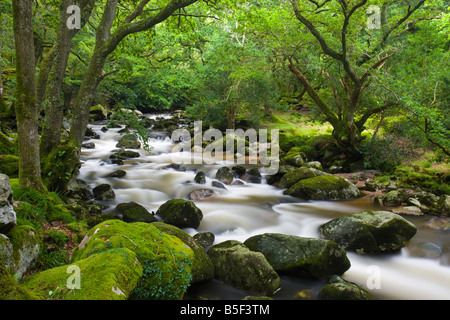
left=156, top=199, right=203, bottom=229
left=243, top=233, right=350, bottom=279
left=319, top=210, right=417, bottom=254
left=283, top=175, right=360, bottom=200
left=207, top=240, right=282, bottom=296
left=188, top=189, right=216, bottom=201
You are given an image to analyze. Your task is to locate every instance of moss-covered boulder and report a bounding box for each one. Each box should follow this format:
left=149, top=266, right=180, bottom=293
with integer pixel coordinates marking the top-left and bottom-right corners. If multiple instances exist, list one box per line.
left=156, top=199, right=203, bottom=229
left=0, top=155, right=19, bottom=177
left=92, top=183, right=115, bottom=201
left=72, top=220, right=195, bottom=300
left=207, top=240, right=281, bottom=296
left=243, top=233, right=350, bottom=279
left=0, top=253, right=37, bottom=300
left=152, top=222, right=214, bottom=284
left=116, top=134, right=141, bottom=149
left=283, top=175, right=360, bottom=200
left=1, top=225, right=41, bottom=280
left=278, top=167, right=329, bottom=188
left=23, top=248, right=142, bottom=300
left=318, top=276, right=375, bottom=300
left=319, top=210, right=417, bottom=254
left=89, top=104, right=107, bottom=122
left=115, top=201, right=157, bottom=223
left=281, top=147, right=305, bottom=167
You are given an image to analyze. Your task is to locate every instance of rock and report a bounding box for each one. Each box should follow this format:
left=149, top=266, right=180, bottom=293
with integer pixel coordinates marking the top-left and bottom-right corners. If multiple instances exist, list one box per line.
left=65, top=178, right=93, bottom=201
left=318, top=275, right=375, bottom=300
left=0, top=174, right=16, bottom=234
left=116, top=134, right=141, bottom=149
left=437, top=195, right=450, bottom=217
left=319, top=210, right=417, bottom=254
left=390, top=206, right=423, bottom=216
left=278, top=167, right=329, bottom=188
left=194, top=171, right=206, bottom=184
left=207, top=240, right=282, bottom=296
left=281, top=147, right=305, bottom=167
left=303, top=161, right=323, bottom=171
left=283, top=175, right=360, bottom=200
left=424, top=217, right=450, bottom=232
left=0, top=253, right=36, bottom=300
left=109, top=150, right=140, bottom=161
left=215, top=167, right=233, bottom=185
left=156, top=199, right=203, bottom=229
left=93, top=183, right=115, bottom=201
left=386, top=181, right=398, bottom=191
left=82, top=142, right=95, bottom=149
left=152, top=222, right=214, bottom=284
left=89, top=104, right=107, bottom=121
left=72, top=219, right=195, bottom=300
left=212, top=181, right=227, bottom=189
left=84, top=127, right=100, bottom=139
left=0, top=225, right=41, bottom=280
left=246, top=167, right=262, bottom=184
left=188, top=189, right=216, bottom=201
left=232, top=166, right=247, bottom=177
left=243, top=233, right=350, bottom=279
left=193, top=232, right=215, bottom=248
left=23, top=248, right=142, bottom=300
left=382, top=190, right=405, bottom=207
left=107, top=170, right=126, bottom=178
left=115, top=201, right=157, bottom=223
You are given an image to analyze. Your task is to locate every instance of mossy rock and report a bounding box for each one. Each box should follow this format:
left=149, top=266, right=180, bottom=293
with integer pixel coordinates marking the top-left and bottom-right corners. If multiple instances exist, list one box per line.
left=283, top=175, right=360, bottom=200
left=318, top=276, right=375, bottom=300
left=215, top=166, right=234, bottom=185
left=0, top=155, right=19, bottom=177
left=278, top=132, right=295, bottom=152
left=0, top=253, right=37, bottom=300
left=152, top=222, right=214, bottom=284
left=23, top=248, right=142, bottom=300
left=116, top=134, right=141, bottom=149
left=156, top=199, right=203, bottom=229
left=319, top=210, right=417, bottom=254
left=115, top=201, right=157, bottom=223
left=281, top=147, right=305, bottom=167
left=207, top=240, right=282, bottom=296
left=0, top=130, right=16, bottom=155
left=72, top=220, right=195, bottom=300
left=89, top=104, right=107, bottom=121
left=244, top=233, right=350, bottom=279
left=278, top=167, right=329, bottom=188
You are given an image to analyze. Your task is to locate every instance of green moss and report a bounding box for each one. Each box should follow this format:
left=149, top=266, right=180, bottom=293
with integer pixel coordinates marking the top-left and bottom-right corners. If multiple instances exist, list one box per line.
left=72, top=220, right=195, bottom=300
left=281, top=147, right=305, bottom=167
left=284, top=175, right=360, bottom=200
left=0, top=155, right=19, bottom=177
left=0, top=130, right=17, bottom=155
left=22, top=248, right=142, bottom=300
left=0, top=254, right=37, bottom=300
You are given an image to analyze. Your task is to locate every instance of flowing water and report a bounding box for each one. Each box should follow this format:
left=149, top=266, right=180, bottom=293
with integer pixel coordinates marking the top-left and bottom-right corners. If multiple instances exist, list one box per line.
left=77, top=115, right=450, bottom=300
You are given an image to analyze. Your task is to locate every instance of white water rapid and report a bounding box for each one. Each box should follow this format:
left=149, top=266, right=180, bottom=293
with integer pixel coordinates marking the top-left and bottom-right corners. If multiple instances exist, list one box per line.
left=77, top=115, right=450, bottom=300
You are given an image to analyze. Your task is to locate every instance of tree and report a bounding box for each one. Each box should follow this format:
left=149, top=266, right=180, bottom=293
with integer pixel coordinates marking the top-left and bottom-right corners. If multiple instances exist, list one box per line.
left=68, top=0, right=200, bottom=146
left=286, top=0, right=427, bottom=161
left=12, top=0, right=46, bottom=191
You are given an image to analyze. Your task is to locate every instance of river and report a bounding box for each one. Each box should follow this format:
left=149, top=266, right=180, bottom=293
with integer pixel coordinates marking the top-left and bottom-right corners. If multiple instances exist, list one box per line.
left=77, top=114, right=450, bottom=300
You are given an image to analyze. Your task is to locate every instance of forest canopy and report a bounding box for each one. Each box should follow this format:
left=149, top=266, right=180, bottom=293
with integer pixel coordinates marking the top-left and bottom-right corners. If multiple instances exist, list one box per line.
left=0, top=0, right=448, bottom=191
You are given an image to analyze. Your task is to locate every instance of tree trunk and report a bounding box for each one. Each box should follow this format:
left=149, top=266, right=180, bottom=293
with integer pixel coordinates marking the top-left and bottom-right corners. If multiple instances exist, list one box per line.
left=12, top=0, right=45, bottom=191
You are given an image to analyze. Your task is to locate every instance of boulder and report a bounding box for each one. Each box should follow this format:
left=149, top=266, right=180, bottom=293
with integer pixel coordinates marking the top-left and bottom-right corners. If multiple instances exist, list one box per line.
left=0, top=253, right=36, bottom=300
left=116, top=134, right=141, bottom=149
left=193, top=232, right=215, bottom=248
left=318, top=275, right=375, bottom=300
left=92, top=183, right=115, bottom=201
left=0, top=174, right=16, bottom=234
left=278, top=167, right=329, bottom=188
left=89, top=104, right=107, bottom=121
left=23, top=248, right=142, bottom=300
left=0, top=225, right=41, bottom=280
left=382, top=190, right=405, bottom=207
left=115, top=201, right=157, bottom=223
left=283, top=175, right=360, bottom=200
left=72, top=220, right=195, bottom=300
left=194, top=171, right=206, bottom=184
left=243, top=233, right=350, bottom=279
left=152, top=222, right=214, bottom=284
left=156, top=199, right=203, bottom=229
left=215, top=167, right=233, bottom=185
left=107, top=169, right=127, bottom=178
left=207, top=240, right=281, bottom=296
left=319, top=210, right=417, bottom=254
left=280, top=147, right=305, bottom=167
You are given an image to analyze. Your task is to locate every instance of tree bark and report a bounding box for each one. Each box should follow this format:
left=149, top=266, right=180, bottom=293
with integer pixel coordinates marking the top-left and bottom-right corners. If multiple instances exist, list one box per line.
left=12, top=0, right=46, bottom=191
